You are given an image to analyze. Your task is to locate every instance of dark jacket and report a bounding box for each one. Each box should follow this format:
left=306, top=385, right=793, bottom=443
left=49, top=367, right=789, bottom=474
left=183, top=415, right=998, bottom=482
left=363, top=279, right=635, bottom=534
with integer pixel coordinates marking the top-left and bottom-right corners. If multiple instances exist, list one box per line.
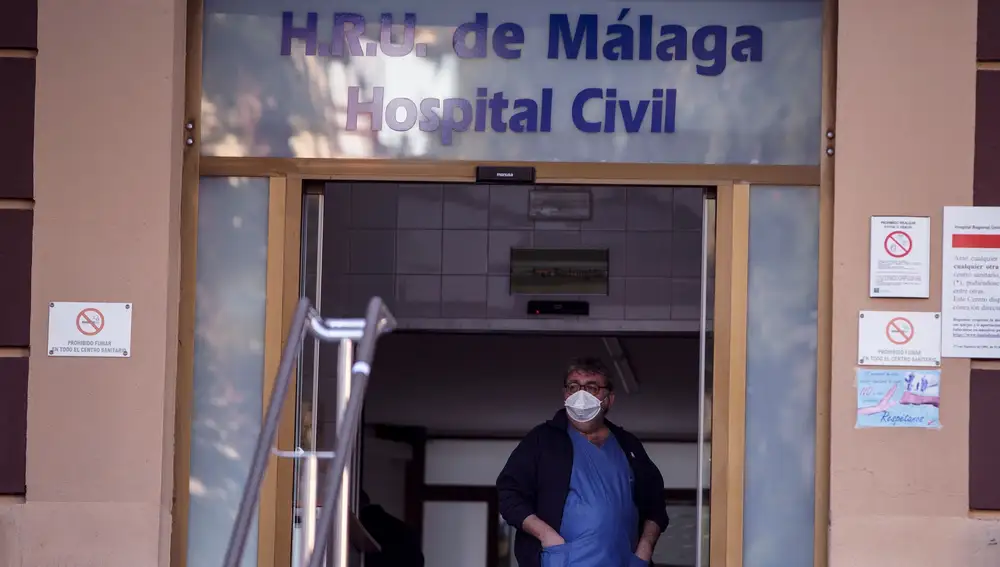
left=496, top=409, right=669, bottom=567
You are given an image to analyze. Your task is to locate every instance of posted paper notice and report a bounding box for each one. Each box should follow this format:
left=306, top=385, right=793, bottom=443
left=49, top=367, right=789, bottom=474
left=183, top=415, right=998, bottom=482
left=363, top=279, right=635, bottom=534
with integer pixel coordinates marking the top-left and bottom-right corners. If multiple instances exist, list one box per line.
left=869, top=216, right=930, bottom=298
left=856, top=369, right=941, bottom=429
left=942, top=206, right=1000, bottom=358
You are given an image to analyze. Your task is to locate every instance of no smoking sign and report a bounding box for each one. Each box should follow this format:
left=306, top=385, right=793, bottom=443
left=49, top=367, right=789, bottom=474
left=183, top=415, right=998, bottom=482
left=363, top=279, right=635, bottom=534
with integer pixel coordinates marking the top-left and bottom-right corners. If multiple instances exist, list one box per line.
left=884, top=230, right=912, bottom=258
left=858, top=310, right=941, bottom=367
left=47, top=301, right=133, bottom=358
left=869, top=216, right=930, bottom=299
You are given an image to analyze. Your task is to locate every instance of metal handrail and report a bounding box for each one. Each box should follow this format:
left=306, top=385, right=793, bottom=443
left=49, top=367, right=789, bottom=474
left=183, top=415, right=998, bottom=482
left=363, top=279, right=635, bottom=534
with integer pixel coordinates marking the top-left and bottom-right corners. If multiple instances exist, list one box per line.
left=222, top=296, right=396, bottom=567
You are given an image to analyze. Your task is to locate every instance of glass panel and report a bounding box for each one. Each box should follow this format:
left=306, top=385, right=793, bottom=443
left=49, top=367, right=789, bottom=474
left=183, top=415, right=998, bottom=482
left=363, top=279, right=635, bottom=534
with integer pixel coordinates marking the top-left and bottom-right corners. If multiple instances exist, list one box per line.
left=188, top=176, right=270, bottom=567
left=201, top=0, right=822, bottom=165
left=743, top=185, right=819, bottom=567
left=291, top=191, right=323, bottom=566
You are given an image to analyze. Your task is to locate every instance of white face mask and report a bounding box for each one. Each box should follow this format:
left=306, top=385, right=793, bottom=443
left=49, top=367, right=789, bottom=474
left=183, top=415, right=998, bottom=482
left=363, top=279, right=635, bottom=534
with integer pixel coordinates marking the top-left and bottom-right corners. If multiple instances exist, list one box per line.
left=565, top=390, right=603, bottom=423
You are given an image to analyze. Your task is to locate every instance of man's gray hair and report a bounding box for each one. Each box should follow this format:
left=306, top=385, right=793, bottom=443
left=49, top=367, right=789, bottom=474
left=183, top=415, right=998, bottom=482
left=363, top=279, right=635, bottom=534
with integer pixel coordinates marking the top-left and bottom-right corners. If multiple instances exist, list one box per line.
left=564, top=357, right=613, bottom=391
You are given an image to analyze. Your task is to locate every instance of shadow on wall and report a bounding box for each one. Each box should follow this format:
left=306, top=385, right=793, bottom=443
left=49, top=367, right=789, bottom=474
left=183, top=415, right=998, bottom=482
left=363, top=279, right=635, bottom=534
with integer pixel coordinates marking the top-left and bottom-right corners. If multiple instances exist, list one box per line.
left=347, top=333, right=709, bottom=438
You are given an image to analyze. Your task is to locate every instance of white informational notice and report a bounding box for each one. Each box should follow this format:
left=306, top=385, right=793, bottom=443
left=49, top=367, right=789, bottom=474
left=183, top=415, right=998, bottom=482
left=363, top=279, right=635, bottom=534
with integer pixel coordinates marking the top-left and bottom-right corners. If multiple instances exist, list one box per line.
left=942, top=206, right=1000, bottom=358
left=47, top=302, right=133, bottom=358
left=857, top=310, right=941, bottom=367
left=869, top=216, right=931, bottom=298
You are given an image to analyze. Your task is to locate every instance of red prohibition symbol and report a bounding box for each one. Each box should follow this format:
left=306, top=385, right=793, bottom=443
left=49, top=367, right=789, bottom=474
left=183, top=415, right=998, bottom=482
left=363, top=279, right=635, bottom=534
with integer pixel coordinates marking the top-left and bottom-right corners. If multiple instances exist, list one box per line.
left=884, top=230, right=912, bottom=258
left=885, top=317, right=914, bottom=345
left=76, top=308, right=105, bottom=336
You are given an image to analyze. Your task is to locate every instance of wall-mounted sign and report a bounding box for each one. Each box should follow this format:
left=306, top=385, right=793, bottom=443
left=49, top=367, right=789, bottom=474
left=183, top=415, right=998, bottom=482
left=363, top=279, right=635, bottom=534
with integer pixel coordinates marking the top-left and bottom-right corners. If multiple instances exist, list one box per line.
left=942, top=206, right=1000, bottom=358
left=200, top=0, right=822, bottom=164
left=869, top=216, right=930, bottom=298
left=857, top=310, right=940, bottom=367
left=47, top=302, right=133, bottom=358
left=856, top=368, right=941, bottom=429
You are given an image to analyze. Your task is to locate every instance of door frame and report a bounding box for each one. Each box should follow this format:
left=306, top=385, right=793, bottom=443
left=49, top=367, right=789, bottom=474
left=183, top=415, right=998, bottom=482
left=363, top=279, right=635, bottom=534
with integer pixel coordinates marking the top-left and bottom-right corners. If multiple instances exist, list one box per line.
left=175, top=165, right=830, bottom=567
left=173, top=1, right=835, bottom=565
left=272, top=169, right=747, bottom=567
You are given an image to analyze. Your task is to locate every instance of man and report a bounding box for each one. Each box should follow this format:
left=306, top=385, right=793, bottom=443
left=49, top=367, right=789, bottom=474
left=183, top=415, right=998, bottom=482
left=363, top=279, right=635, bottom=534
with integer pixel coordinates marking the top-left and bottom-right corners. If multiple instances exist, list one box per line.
left=496, top=358, right=668, bottom=567
left=357, top=490, right=424, bottom=567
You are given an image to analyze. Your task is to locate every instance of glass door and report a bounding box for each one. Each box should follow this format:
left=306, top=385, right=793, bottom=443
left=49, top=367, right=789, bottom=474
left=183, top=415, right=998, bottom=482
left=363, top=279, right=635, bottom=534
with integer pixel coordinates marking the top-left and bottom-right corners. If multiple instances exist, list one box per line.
left=293, top=187, right=366, bottom=567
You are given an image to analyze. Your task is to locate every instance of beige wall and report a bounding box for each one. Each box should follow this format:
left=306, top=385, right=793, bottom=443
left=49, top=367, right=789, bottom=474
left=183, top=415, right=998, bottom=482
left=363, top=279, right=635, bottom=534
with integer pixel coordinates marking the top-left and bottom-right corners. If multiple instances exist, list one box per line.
left=2, top=0, right=1000, bottom=566
left=831, top=0, right=1000, bottom=565
left=0, top=0, right=187, bottom=566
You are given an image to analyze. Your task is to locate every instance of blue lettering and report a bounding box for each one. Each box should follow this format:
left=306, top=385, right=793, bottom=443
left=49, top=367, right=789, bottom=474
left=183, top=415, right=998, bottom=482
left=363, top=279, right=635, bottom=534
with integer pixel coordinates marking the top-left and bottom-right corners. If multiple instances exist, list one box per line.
left=418, top=99, right=440, bottom=132
left=441, top=98, right=473, bottom=144
left=663, top=89, right=676, bottom=133
left=510, top=99, right=538, bottom=133
left=281, top=12, right=318, bottom=56
left=732, top=25, right=764, bottom=62
left=638, top=15, right=653, bottom=60
left=879, top=413, right=927, bottom=425
left=541, top=12, right=762, bottom=68
left=604, top=88, right=617, bottom=133
left=385, top=98, right=417, bottom=131
left=619, top=99, right=649, bottom=133
left=571, top=88, right=603, bottom=133
left=571, top=87, right=676, bottom=134
left=493, top=23, right=525, bottom=59
left=656, top=25, right=686, bottom=61
left=379, top=13, right=417, bottom=57
left=489, top=92, right=510, bottom=132
left=548, top=14, right=598, bottom=60
left=346, top=86, right=383, bottom=131
left=692, top=25, right=727, bottom=76
left=603, top=9, right=634, bottom=61
left=345, top=87, right=554, bottom=144
left=454, top=14, right=524, bottom=59
left=454, top=13, right=488, bottom=58
left=331, top=13, right=364, bottom=57
left=540, top=88, right=552, bottom=132
left=475, top=88, right=489, bottom=132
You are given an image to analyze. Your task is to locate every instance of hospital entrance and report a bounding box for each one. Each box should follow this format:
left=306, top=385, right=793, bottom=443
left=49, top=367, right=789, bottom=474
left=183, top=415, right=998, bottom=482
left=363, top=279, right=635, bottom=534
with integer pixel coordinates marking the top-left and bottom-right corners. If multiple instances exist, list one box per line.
left=291, top=178, right=716, bottom=567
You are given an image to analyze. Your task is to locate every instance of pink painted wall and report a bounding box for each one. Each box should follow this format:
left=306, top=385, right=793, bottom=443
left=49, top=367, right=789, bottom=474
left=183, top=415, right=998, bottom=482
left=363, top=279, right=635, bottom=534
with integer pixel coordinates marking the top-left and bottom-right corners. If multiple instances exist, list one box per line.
left=830, top=0, right=1000, bottom=564
left=0, top=0, right=187, bottom=565
left=1, top=0, right=998, bottom=565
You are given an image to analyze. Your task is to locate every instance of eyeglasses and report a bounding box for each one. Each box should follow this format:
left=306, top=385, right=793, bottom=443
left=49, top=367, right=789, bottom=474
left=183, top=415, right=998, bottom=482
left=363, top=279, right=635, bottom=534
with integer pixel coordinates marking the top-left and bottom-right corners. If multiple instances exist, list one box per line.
left=564, top=382, right=609, bottom=396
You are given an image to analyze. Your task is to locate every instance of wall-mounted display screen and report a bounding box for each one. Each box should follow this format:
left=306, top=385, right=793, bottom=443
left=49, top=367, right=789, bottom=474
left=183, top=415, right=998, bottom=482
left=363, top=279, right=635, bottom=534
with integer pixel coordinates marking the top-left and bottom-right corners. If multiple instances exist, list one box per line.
left=510, top=248, right=610, bottom=295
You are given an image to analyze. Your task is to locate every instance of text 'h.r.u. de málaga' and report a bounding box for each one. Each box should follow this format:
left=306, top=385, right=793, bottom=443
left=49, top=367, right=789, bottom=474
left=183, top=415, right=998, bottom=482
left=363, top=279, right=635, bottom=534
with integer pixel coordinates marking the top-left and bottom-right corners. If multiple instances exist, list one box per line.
left=279, top=11, right=764, bottom=145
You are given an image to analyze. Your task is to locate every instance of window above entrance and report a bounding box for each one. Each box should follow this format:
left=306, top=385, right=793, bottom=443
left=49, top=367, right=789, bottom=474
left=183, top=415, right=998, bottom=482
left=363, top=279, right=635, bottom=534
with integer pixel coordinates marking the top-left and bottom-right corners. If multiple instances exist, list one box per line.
left=200, top=0, right=823, bottom=165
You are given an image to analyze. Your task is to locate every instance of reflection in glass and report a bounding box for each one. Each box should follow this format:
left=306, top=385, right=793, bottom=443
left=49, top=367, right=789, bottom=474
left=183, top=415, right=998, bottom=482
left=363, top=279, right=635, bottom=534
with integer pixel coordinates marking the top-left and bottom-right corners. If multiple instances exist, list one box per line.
left=292, top=192, right=324, bottom=566
left=188, top=176, right=270, bottom=567
left=743, top=185, right=819, bottom=567
left=201, top=0, right=822, bottom=164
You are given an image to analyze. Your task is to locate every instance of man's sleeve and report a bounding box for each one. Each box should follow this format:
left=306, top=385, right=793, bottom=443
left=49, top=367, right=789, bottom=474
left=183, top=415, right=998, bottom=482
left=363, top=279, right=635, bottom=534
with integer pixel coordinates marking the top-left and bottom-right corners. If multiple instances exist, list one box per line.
left=496, top=429, right=539, bottom=530
left=637, top=440, right=669, bottom=531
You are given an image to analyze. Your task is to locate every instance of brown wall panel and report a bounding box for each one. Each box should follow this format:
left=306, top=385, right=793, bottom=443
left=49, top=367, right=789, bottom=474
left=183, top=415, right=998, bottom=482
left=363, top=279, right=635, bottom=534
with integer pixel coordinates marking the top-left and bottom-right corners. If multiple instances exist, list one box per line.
left=970, top=369, right=1000, bottom=510
left=0, top=210, right=32, bottom=347
left=0, top=357, right=28, bottom=495
left=0, top=0, right=36, bottom=50
left=0, top=58, right=35, bottom=200
left=975, top=71, right=1000, bottom=205
left=981, top=0, right=1000, bottom=61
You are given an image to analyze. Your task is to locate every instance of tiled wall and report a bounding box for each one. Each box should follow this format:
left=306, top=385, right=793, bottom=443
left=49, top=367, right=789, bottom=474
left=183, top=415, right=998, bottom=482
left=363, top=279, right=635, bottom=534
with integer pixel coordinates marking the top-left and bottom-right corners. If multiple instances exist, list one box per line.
left=319, top=182, right=710, bottom=324
left=0, top=0, right=36, bottom=496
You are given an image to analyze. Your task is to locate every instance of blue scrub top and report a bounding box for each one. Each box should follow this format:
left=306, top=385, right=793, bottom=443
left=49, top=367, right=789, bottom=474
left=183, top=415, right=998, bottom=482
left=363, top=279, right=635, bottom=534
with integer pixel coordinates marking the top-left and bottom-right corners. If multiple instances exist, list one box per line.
left=540, top=427, right=646, bottom=567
